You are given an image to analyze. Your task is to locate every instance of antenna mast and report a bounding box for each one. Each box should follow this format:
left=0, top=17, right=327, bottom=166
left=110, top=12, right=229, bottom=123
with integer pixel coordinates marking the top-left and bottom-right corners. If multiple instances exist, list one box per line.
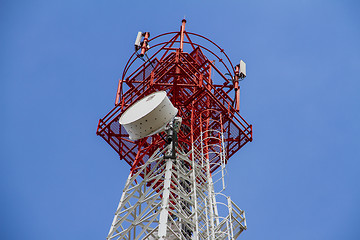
left=97, top=19, right=252, bottom=240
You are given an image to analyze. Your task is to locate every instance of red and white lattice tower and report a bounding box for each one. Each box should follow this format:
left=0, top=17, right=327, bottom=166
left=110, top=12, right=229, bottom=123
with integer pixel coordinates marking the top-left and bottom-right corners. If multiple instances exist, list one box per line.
left=96, top=19, right=253, bottom=240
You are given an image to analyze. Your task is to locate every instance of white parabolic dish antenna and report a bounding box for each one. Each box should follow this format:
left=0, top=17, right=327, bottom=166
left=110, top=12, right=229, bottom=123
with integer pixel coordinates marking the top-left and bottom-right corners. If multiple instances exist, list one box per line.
left=119, top=91, right=178, bottom=140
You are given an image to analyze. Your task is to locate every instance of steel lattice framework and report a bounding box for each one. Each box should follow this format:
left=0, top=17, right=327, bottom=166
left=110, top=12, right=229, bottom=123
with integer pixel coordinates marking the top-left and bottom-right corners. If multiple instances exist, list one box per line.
left=97, top=20, right=252, bottom=239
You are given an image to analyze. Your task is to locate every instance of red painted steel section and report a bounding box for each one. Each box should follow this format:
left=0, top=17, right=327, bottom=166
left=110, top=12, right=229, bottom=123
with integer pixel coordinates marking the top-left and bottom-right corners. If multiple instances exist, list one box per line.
left=234, top=65, right=240, bottom=111
left=115, top=79, right=122, bottom=105
left=140, top=32, right=150, bottom=57
left=97, top=20, right=252, bottom=176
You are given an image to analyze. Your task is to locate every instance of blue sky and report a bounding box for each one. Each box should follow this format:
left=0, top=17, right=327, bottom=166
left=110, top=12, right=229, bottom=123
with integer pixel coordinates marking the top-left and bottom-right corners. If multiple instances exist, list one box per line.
left=1, top=0, right=360, bottom=239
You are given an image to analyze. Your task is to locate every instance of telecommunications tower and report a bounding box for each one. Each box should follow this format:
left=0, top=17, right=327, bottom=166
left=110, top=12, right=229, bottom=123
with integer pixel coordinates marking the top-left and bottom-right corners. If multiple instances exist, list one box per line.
left=96, top=19, right=252, bottom=240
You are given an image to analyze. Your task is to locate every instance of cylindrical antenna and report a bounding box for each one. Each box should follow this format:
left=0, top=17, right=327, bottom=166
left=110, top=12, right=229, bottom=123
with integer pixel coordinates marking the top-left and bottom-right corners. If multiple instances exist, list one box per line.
left=180, top=19, right=186, bottom=51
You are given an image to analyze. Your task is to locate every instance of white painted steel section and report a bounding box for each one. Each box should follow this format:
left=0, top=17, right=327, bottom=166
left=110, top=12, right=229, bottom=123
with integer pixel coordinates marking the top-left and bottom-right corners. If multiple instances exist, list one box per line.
left=157, top=158, right=173, bottom=239
left=191, top=141, right=200, bottom=240
left=206, top=158, right=216, bottom=240
left=107, top=113, right=246, bottom=239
